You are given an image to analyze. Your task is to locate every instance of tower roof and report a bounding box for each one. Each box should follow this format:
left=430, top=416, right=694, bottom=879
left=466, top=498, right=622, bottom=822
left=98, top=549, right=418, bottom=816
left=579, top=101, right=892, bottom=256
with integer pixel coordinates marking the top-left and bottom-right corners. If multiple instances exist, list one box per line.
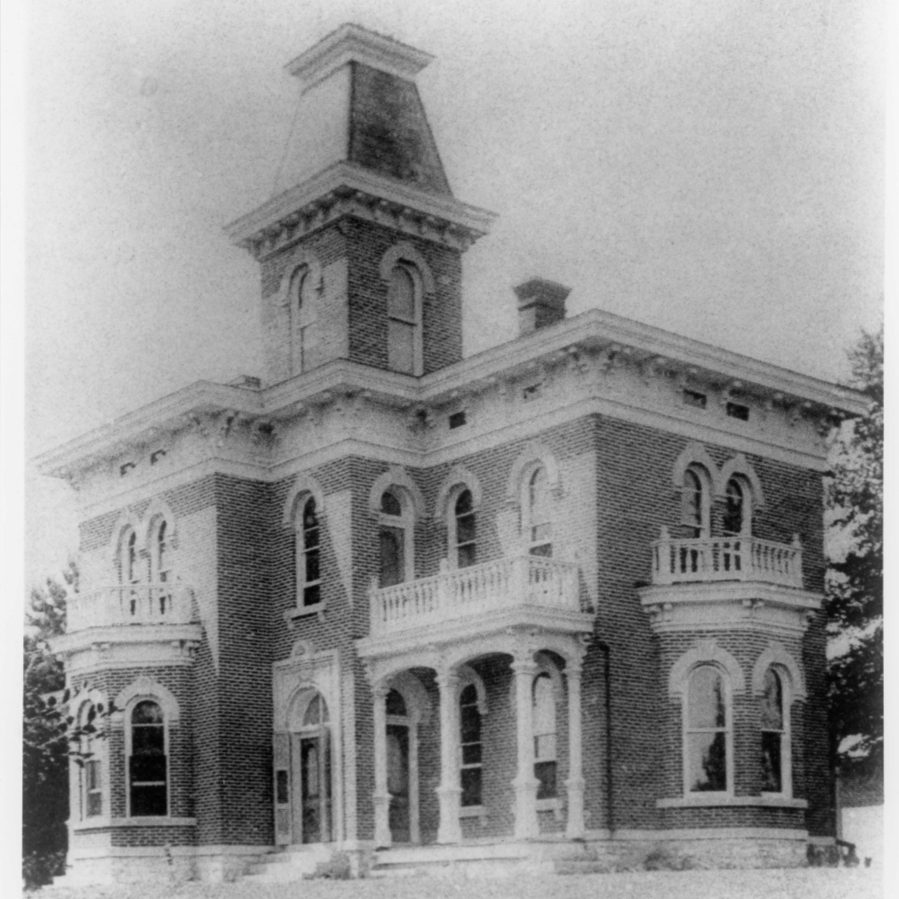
left=271, top=24, right=451, bottom=198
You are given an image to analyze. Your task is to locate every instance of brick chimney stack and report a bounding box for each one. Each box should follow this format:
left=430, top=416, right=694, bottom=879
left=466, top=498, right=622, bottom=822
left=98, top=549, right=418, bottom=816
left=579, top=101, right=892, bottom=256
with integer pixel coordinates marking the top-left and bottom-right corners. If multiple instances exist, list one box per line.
left=514, top=278, right=571, bottom=334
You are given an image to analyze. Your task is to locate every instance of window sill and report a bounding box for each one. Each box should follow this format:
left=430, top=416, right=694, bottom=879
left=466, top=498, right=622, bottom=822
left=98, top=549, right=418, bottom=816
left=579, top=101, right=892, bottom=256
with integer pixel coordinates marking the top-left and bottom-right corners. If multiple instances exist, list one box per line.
left=459, top=805, right=486, bottom=819
left=285, top=604, right=326, bottom=627
left=72, top=816, right=197, bottom=830
left=657, top=796, right=807, bottom=809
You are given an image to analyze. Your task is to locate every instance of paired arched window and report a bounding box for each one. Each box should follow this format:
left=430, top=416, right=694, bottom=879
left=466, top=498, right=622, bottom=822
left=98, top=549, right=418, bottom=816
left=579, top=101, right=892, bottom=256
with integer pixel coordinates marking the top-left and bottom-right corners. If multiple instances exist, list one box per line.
left=723, top=477, right=751, bottom=537
left=387, top=264, right=421, bottom=375
left=289, top=264, right=317, bottom=375
left=297, top=497, right=322, bottom=608
left=682, top=465, right=712, bottom=539
left=524, top=467, right=552, bottom=556
left=760, top=668, right=790, bottom=795
left=451, top=489, right=477, bottom=568
left=151, top=520, right=170, bottom=585
left=459, top=683, right=483, bottom=808
left=684, top=666, right=730, bottom=794
left=533, top=672, right=558, bottom=799
left=378, top=489, right=414, bottom=587
left=129, top=700, right=167, bottom=816
left=120, top=529, right=140, bottom=586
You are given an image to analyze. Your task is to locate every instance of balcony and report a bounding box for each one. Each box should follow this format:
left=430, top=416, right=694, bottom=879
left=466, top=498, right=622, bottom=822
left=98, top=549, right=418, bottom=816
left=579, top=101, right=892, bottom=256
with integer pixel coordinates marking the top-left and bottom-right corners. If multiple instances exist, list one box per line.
left=67, top=584, right=196, bottom=631
left=650, top=528, right=804, bottom=589
left=360, top=555, right=591, bottom=659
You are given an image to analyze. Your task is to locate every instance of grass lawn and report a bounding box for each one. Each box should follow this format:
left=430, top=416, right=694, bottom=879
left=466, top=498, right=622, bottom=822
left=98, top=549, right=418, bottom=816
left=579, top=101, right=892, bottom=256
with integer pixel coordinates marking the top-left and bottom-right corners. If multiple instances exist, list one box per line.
left=35, top=867, right=883, bottom=899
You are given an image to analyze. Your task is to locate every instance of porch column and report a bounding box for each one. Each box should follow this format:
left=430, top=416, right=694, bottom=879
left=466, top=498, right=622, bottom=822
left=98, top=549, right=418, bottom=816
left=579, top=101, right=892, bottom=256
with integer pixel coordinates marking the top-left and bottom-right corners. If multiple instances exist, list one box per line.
left=372, top=684, right=392, bottom=847
left=512, top=651, right=540, bottom=839
left=436, top=667, right=462, bottom=843
left=564, top=657, right=586, bottom=839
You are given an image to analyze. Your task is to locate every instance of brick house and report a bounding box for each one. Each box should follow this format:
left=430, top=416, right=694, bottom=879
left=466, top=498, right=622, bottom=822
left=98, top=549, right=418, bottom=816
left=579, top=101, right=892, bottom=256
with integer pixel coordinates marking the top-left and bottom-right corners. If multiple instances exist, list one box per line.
left=39, top=25, right=867, bottom=884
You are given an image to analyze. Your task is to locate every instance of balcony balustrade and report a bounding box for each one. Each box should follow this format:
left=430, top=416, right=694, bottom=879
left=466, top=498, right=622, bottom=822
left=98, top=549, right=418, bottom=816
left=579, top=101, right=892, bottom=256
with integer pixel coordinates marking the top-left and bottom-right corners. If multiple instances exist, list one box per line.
left=67, top=584, right=195, bottom=631
left=369, top=555, right=581, bottom=639
left=650, top=528, right=803, bottom=589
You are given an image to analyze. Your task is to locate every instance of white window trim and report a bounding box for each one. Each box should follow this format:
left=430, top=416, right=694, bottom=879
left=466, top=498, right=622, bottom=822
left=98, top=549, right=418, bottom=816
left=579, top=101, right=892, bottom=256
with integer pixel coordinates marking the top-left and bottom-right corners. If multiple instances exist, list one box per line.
left=682, top=663, right=735, bottom=799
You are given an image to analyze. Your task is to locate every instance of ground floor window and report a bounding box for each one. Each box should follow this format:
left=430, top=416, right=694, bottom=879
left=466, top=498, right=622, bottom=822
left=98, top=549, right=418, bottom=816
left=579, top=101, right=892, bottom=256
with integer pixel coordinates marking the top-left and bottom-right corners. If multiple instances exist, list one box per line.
left=129, top=700, right=167, bottom=816
left=533, top=672, right=558, bottom=799
left=459, top=684, right=482, bottom=806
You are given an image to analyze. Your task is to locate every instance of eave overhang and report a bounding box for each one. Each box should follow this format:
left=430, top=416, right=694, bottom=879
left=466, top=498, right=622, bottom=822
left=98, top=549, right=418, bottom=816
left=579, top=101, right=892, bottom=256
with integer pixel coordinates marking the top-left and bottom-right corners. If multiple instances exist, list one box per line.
left=35, top=307, right=868, bottom=481
left=225, top=161, right=496, bottom=259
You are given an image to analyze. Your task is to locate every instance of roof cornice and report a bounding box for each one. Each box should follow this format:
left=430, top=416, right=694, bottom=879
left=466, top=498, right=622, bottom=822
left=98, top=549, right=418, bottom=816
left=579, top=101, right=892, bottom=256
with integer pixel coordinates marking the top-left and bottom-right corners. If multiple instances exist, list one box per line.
left=225, top=161, right=496, bottom=258
left=35, top=310, right=867, bottom=479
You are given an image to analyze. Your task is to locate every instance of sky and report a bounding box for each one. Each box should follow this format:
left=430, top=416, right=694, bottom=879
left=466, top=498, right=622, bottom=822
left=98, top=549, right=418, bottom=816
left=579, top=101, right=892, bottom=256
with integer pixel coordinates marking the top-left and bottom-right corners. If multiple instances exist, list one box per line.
left=21, top=0, right=885, bottom=586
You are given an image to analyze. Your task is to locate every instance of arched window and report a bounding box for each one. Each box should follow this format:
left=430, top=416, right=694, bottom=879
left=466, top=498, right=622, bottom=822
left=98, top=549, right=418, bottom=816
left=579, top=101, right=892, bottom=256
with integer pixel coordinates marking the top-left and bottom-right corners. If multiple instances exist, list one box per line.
left=459, top=683, right=482, bottom=807
left=760, top=668, right=789, bottom=795
left=723, top=477, right=751, bottom=537
left=524, top=467, right=552, bottom=556
left=149, top=519, right=173, bottom=615
left=297, top=497, right=322, bottom=608
left=378, top=489, right=413, bottom=587
left=129, top=700, right=167, bottom=816
left=387, top=264, right=421, bottom=375
left=685, top=666, right=729, bottom=794
left=300, top=692, right=332, bottom=843
left=682, top=466, right=711, bottom=538
left=78, top=703, right=103, bottom=819
left=120, top=529, right=140, bottom=586
left=533, top=673, right=557, bottom=799
left=288, top=264, right=317, bottom=375
left=451, top=489, right=477, bottom=568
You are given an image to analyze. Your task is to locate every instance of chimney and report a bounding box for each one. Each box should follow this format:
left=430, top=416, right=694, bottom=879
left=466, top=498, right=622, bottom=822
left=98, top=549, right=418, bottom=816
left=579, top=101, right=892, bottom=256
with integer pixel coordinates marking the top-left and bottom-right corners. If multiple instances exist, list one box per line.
left=514, top=278, right=571, bottom=335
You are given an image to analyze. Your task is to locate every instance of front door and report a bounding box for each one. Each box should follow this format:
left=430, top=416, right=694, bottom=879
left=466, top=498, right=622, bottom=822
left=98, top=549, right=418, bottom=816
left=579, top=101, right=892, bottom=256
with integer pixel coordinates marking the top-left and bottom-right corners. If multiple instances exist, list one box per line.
left=387, top=723, right=410, bottom=843
left=289, top=731, right=331, bottom=844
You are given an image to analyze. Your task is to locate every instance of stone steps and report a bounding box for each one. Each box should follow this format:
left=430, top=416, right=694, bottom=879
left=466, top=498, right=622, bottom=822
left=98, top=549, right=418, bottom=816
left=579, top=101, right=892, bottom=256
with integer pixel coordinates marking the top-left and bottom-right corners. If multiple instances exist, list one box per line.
left=239, top=845, right=333, bottom=883
left=370, top=841, right=554, bottom=878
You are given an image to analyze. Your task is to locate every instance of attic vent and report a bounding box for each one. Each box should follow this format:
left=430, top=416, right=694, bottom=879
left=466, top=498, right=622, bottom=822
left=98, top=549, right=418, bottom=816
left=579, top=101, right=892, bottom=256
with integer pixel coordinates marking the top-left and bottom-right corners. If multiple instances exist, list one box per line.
left=449, top=411, right=467, bottom=429
left=726, top=401, right=750, bottom=421
left=683, top=389, right=707, bottom=409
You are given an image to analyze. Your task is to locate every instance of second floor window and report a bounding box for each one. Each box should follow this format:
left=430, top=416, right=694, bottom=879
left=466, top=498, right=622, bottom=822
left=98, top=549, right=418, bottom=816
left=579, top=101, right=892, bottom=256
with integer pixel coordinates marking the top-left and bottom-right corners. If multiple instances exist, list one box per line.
left=298, top=497, right=322, bottom=608
left=452, top=490, right=477, bottom=568
left=379, top=490, right=412, bottom=588
left=121, top=529, right=140, bottom=585
left=723, top=477, right=750, bottom=537
left=525, top=467, right=552, bottom=556
left=683, top=466, right=711, bottom=538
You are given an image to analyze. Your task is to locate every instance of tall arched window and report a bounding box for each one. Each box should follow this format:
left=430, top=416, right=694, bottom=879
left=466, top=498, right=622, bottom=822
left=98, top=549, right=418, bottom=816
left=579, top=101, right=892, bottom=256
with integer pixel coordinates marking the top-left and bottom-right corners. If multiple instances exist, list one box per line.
left=378, top=490, right=413, bottom=587
left=129, top=700, right=167, bottom=816
left=387, top=264, right=420, bottom=375
left=150, top=519, right=172, bottom=614
left=459, top=684, right=482, bottom=807
left=682, top=466, right=711, bottom=538
left=525, top=467, right=552, bottom=556
left=760, top=668, right=789, bottom=794
left=533, top=673, right=557, bottom=799
left=289, top=265, right=316, bottom=375
left=120, top=529, right=140, bottom=586
left=723, top=477, right=751, bottom=537
left=297, top=497, right=322, bottom=608
left=685, top=666, right=729, bottom=794
left=451, top=489, right=477, bottom=568
left=79, top=703, right=103, bottom=819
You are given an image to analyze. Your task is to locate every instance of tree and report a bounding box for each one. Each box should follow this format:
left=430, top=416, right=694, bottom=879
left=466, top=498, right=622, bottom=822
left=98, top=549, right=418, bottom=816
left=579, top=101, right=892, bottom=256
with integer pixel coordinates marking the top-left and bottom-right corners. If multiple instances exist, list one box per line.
left=825, top=326, right=883, bottom=774
left=23, top=563, right=75, bottom=885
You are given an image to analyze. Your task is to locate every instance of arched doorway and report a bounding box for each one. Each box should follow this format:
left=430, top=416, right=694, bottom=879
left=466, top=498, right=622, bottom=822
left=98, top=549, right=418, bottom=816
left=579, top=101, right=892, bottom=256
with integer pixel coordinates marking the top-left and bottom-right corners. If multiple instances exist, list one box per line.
left=386, top=689, right=412, bottom=843
left=275, top=689, right=333, bottom=845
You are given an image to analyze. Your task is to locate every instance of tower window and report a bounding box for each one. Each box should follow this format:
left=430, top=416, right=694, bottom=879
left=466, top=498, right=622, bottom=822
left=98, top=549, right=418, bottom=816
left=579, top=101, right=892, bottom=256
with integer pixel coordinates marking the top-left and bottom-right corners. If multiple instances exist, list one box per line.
left=387, top=265, right=421, bottom=375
